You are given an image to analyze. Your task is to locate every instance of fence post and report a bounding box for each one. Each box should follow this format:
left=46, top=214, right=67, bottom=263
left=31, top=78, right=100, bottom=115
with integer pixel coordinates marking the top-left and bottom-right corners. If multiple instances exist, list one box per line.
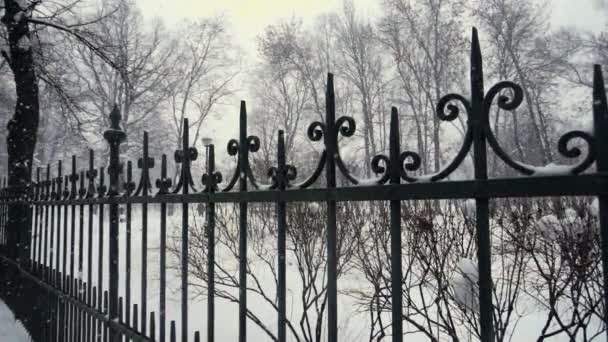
left=202, top=142, right=218, bottom=342
left=277, top=130, right=287, bottom=342
left=470, top=28, right=495, bottom=341
left=238, top=101, right=249, bottom=342
left=325, top=73, right=339, bottom=342
left=104, top=104, right=126, bottom=342
left=592, top=65, right=608, bottom=339
left=158, top=154, right=170, bottom=342
left=389, top=108, right=403, bottom=342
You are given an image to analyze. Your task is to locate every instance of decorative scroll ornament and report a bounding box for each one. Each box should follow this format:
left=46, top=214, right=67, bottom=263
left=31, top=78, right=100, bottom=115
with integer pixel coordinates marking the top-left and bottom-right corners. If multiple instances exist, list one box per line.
left=173, top=119, right=198, bottom=194
left=398, top=28, right=596, bottom=182
left=266, top=130, right=297, bottom=190
left=202, top=145, right=222, bottom=193
left=222, top=101, right=260, bottom=192
left=55, top=161, right=63, bottom=200
left=86, top=150, right=98, bottom=199
left=155, top=154, right=172, bottom=195
left=134, top=132, right=155, bottom=196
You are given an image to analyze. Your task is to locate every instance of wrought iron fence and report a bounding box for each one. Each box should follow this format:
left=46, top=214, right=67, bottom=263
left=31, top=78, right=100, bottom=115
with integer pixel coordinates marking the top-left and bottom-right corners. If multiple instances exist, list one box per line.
left=0, top=27, right=607, bottom=342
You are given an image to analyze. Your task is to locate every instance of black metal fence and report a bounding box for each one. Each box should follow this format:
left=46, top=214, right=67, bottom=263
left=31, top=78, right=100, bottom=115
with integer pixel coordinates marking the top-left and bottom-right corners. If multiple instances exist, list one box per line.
left=0, top=27, right=607, bottom=342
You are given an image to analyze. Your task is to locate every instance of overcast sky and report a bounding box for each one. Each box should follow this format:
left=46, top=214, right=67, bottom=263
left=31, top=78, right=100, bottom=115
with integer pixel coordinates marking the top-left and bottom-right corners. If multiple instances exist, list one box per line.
left=135, top=0, right=607, bottom=45
left=131, top=0, right=607, bottom=154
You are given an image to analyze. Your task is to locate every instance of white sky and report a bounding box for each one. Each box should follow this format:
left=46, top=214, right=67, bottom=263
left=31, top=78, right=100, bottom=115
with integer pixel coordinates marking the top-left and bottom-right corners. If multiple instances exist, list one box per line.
left=136, top=0, right=606, bottom=46
left=133, top=0, right=607, bottom=156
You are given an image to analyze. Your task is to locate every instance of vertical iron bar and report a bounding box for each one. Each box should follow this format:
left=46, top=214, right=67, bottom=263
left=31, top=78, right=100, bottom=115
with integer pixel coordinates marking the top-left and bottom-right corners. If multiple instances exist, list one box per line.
left=83, top=285, right=89, bottom=342
left=70, top=156, right=78, bottom=342
left=104, top=291, right=109, bottom=342
left=35, top=168, right=45, bottom=275
left=98, top=167, right=106, bottom=310
left=471, top=27, right=494, bottom=341
left=70, top=156, right=77, bottom=292
left=206, top=145, right=216, bottom=342
left=92, top=286, right=97, bottom=342
left=62, top=174, right=69, bottom=342
left=79, top=170, right=85, bottom=278
left=43, top=164, right=50, bottom=281
left=277, top=131, right=287, bottom=342
left=105, top=105, right=126, bottom=342
left=180, top=119, right=191, bottom=342
left=119, top=297, right=123, bottom=323
left=55, top=163, right=63, bottom=288
left=87, top=150, right=96, bottom=310
left=55, top=163, right=63, bottom=342
left=150, top=312, right=156, bottom=340
left=125, top=161, right=132, bottom=327
left=62, top=174, right=69, bottom=292
left=325, top=74, right=338, bottom=342
left=32, top=168, right=40, bottom=271
left=78, top=171, right=86, bottom=342
left=49, top=177, right=56, bottom=285
left=389, top=108, right=403, bottom=342
left=238, top=102, right=248, bottom=342
left=170, top=321, right=176, bottom=342
left=133, top=304, right=139, bottom=332
left=592, top=65, right=608, bottom=339
left=159, top=154, right=168, bottom=342
left=141, top=132, right=150, bottom=336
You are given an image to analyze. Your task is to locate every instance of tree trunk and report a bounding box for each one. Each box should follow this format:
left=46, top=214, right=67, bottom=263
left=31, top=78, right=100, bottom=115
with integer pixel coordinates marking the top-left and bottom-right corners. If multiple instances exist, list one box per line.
left=2, top=0, right=40, bottom=260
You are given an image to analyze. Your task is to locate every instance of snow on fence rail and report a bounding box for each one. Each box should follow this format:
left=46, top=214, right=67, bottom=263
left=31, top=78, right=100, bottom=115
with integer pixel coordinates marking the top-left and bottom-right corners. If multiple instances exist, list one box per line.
left=0, top=27, right=607, bottom=342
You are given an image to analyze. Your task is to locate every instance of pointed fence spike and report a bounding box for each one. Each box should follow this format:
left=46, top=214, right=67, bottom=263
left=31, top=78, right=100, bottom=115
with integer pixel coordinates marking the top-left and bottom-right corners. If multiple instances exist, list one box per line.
left=109, top=104, right=121, bottom=130
left=326, top=73, right=334, bottom=98
left=389, top=107, right=400, bottom=167
left=470, top=27, right=484, bottom=103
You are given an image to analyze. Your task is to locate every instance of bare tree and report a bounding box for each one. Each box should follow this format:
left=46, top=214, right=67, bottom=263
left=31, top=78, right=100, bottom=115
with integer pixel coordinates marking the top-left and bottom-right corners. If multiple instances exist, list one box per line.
left=0, top=0, right=121, bottom=256
left=70, top=0, right=174, bottom=159
left=331, top=1, right=388, bottom=176
left=520, top=199, right=605, bottom=341
left=350, top=200, right=534, bottom=342
left=471, top=0, right=580, bottom=167
left=379, top=0, right=467, bottom=174
left=165, top=17, right=238, bottom=151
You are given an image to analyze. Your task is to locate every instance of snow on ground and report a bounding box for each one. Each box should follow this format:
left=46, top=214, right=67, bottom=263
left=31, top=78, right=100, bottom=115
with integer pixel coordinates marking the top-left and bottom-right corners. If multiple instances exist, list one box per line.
left=0, top=298, right=31, bottom=342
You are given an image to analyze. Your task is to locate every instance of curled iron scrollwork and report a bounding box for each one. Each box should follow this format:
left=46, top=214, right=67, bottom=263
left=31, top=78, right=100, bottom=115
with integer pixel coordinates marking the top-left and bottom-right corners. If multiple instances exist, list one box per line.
left=483, top=81, right=596, bottom=176
left=399, top=94, right=473, bottom=183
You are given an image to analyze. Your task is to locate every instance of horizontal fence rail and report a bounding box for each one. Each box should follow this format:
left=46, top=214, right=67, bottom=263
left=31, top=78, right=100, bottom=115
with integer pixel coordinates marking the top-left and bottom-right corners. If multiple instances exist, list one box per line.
left=0, top=27, right=606, bottom=342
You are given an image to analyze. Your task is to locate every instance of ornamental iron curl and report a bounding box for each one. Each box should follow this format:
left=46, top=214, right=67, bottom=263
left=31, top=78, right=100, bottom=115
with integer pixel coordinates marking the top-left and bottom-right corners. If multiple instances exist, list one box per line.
left=222, top=101, right=260, bottom=192
left=202, top=144, right=222, bottom=193
left=398, top=28, right=596, bottom=183
left=172, top=119, right=198, bottom=194
left=134, top=132, right=154, bottom=197
left=266, top=130, right=297, bottom=190
left=155, top=154, right=172, bottom=195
